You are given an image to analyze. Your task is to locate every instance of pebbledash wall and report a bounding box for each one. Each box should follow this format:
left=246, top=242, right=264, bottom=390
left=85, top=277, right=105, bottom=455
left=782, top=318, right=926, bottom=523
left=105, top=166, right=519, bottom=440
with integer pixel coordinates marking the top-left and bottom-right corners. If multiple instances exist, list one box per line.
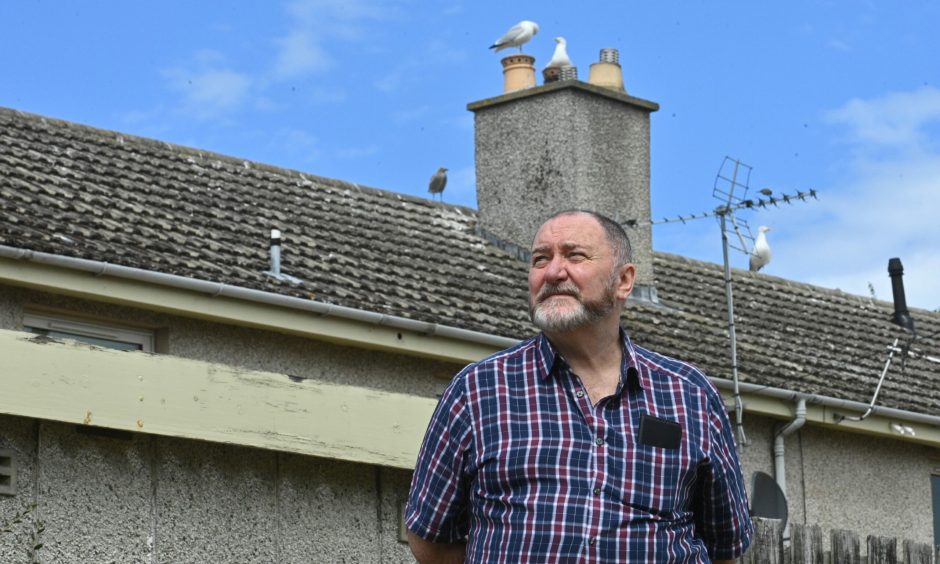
left=1, top=284, right=937, bottom=562
left=0, top=284, right=448, bottom=563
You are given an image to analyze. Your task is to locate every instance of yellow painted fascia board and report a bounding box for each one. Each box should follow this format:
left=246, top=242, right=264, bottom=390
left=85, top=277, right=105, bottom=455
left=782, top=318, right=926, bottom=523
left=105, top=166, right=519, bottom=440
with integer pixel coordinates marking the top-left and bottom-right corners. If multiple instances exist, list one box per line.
left=723, top=390, right=940, bottom=448
left=0, top=328, right=435, bottom=469
left=0, top=257, right=503, bottom=364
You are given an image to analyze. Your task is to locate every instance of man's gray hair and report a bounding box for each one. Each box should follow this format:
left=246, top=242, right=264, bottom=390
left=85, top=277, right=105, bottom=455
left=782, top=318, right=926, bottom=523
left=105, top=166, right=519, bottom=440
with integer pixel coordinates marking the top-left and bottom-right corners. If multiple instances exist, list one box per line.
left=542, top=210, right=633, bottom=266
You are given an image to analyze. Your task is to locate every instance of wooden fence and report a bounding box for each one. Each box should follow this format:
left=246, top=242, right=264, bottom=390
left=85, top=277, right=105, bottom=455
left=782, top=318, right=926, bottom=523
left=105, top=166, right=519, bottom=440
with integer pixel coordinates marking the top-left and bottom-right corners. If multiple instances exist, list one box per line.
left=742, top=519, right=936, bottom=564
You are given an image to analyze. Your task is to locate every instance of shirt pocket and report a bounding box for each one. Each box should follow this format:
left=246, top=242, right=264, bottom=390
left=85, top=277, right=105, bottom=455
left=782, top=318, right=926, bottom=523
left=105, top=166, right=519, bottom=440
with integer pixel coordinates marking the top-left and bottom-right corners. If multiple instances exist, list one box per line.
left=625, top=443, right=696, bottom=515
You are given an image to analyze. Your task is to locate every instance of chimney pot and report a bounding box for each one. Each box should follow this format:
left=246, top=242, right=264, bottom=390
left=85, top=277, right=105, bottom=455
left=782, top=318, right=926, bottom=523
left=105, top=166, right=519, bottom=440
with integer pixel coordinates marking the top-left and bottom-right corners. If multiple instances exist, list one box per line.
left=542, top=66, right=562, bottom=84
left=501, top=54, right=536, bottom=93
left=559, top=66, right=578, bottom=81
left=588, top=48, right=626, bottom=93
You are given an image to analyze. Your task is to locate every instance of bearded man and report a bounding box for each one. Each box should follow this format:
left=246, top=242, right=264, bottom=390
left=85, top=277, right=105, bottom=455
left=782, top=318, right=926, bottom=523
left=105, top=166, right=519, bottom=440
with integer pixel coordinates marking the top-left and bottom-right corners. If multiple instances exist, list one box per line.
left=406, top=210, right=753, bottom=563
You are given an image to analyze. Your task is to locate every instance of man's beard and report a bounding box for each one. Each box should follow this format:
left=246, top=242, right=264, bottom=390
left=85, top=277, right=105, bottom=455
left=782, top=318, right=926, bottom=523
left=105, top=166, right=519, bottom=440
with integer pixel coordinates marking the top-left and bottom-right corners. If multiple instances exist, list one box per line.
left=529, top=275, right=617, bottom=333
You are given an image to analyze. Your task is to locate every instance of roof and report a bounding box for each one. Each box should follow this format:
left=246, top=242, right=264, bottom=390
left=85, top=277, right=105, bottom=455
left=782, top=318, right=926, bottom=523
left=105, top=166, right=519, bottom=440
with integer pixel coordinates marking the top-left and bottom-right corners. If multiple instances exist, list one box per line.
left=2, top=106, right=939, bottom=416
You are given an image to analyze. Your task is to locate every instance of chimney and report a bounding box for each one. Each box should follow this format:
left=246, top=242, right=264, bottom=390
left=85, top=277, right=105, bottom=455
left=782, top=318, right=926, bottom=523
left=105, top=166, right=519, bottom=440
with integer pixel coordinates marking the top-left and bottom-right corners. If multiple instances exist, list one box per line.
left=468, top=51, right=660, bottom=297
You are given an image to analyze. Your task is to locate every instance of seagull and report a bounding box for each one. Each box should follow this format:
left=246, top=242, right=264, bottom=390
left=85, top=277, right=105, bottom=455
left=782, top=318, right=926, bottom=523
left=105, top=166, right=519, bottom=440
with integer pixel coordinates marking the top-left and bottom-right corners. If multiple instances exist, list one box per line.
left=490, top=20, right=539, bottom=53
left=544, top=37, right=572, bottom=69
left=749, top=226, right=772, bottom=272
left=428, top=167, right=448, bottom=201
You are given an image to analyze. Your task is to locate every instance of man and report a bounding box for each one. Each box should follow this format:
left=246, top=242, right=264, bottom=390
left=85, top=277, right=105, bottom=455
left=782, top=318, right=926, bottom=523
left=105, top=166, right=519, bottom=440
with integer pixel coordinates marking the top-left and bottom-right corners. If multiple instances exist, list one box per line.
left=406, top=210, right=752, bottom=563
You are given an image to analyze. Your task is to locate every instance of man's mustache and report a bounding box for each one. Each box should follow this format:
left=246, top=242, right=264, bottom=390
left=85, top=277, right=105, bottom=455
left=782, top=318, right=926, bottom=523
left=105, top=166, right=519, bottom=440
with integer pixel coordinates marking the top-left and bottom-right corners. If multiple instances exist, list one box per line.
left=536, top=282, right=581, bottom=303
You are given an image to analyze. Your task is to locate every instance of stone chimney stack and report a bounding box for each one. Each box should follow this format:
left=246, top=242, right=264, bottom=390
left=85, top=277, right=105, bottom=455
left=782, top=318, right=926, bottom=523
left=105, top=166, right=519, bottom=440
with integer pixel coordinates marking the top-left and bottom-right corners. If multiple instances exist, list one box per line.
left=468, top=50, right=659, bottom=297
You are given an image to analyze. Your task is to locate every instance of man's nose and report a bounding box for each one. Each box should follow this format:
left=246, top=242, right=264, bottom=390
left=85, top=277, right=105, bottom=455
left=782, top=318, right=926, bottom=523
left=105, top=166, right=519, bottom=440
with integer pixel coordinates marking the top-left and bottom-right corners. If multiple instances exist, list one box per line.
left=544, top=256, right=569, bottom=282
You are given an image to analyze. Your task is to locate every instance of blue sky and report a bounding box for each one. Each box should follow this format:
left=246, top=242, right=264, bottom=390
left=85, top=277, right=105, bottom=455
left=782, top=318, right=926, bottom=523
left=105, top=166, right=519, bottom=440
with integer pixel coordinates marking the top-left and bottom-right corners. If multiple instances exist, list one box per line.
left=2, top=1, right=939, bottom=311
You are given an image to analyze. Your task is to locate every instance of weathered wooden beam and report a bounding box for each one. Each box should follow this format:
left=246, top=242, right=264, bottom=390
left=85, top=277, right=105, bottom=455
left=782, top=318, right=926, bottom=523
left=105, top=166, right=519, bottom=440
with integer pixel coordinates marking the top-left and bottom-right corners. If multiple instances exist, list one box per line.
left=0, top=329, right=437, bottom=469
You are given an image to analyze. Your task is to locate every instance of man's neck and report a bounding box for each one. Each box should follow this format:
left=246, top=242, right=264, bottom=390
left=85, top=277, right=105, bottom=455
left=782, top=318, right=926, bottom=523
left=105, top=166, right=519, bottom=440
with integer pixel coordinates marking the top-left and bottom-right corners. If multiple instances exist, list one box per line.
left=545, top=319, right=623, bottom=392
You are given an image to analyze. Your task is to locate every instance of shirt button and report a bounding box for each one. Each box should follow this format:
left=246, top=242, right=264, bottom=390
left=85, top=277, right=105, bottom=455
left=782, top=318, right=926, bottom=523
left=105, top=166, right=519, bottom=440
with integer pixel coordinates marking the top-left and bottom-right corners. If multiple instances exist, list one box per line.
left=588, top=537, right=596, bottom=546
left=595, top=437, right=604, bottom=446
left=593, top=488, right=601, bottom=495
left=576, top=390, right=585, bottom=398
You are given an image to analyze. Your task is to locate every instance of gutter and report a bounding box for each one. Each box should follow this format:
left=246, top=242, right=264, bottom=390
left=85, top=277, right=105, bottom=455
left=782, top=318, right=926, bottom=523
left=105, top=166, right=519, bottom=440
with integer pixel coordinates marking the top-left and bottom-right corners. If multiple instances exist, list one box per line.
left=710, top=377, right=940, bottom=429
left=0, top=245, right=520, bottom=350
left=3, top=244, right=939, bottom=434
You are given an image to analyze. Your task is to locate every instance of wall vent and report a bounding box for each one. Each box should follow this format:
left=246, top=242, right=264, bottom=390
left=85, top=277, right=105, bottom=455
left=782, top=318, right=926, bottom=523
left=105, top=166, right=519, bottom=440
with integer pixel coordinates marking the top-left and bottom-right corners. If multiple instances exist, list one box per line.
left=0, top=449, right=15, bottom=496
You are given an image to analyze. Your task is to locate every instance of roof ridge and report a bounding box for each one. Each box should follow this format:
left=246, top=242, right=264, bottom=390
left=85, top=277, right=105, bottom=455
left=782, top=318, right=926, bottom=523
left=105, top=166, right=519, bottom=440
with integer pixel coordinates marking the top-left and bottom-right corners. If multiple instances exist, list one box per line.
left=0, top=105, right=478, bottom=215
left=653, top=250, right=940, bottom=317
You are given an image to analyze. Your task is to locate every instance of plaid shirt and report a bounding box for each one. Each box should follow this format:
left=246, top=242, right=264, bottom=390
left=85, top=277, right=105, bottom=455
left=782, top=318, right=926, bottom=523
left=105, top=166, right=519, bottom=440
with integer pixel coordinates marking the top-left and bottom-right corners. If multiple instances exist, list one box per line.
left=407, top=330, right=753, bottom=563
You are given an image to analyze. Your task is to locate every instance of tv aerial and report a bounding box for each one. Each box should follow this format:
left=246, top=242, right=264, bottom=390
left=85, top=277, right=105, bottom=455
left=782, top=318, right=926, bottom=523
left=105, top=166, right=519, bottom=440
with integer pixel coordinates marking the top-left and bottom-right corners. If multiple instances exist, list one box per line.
left=651, top=156, right=819, bottom=449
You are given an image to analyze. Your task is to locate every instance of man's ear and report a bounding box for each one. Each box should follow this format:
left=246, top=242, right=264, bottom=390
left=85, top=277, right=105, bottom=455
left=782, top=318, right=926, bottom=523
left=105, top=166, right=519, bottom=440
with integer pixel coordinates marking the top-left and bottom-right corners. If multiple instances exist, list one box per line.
left=615, top=263, right=637, bottom=300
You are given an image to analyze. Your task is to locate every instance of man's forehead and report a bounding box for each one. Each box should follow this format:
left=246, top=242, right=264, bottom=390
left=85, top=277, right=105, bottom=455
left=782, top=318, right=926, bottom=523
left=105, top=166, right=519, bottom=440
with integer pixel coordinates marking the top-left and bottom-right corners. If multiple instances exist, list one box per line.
left=532, top=213, right=604, bottom=247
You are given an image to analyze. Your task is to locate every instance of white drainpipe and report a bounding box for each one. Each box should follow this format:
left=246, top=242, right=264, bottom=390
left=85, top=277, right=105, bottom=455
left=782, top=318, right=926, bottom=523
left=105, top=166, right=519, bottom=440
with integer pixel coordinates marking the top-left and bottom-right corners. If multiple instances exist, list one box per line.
left=774, top=398, right=807, bottom=542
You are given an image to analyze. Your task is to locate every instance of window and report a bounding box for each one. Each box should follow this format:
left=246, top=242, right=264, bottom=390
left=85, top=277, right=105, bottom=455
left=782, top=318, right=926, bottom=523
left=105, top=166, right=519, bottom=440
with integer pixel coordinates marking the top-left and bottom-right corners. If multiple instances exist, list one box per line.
left=23, top=312, right=154, bottom=352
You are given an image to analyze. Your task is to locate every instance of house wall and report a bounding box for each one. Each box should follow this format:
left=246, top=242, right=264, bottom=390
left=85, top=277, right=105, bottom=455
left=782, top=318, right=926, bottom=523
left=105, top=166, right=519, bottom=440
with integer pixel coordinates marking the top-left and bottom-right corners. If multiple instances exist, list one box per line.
left=1, top=284, right=938, bottom=560
left=739, top=413, right=939, bottom=553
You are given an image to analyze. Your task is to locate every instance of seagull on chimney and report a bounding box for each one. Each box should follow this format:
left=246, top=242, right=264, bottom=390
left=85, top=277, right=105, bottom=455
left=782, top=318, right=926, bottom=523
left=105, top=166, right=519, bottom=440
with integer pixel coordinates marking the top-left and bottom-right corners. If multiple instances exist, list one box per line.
left=544, top=37, right=572, bottom=69
left=749, top=226, right=772, bottom=272
left=428, top=167, right=448, bottom=201
left=490, top=21, right=539, bottom=53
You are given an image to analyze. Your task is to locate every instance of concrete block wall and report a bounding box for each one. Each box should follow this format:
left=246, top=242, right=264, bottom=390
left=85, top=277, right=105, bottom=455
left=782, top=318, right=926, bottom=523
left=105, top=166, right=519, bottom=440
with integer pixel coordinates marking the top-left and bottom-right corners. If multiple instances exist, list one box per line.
left=0, top=415, right=416, bottom=563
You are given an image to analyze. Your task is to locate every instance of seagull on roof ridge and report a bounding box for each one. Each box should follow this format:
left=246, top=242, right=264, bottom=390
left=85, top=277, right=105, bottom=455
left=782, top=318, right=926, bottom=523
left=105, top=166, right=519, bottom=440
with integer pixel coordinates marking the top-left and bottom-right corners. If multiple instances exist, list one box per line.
left=428, top=167, right=448, bottom=201
left=749, top=226, right=772, bottom=272
left=544, top=37, right=572, bottom=69
left=490, top=20, right=539, bottom=53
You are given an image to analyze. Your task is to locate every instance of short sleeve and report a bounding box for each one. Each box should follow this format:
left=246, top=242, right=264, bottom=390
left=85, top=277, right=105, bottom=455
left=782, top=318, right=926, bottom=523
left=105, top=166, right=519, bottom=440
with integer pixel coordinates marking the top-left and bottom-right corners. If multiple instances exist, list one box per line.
left=405, top=372, right=475, bottom=543
left=694, top=389, right=754, bottom=560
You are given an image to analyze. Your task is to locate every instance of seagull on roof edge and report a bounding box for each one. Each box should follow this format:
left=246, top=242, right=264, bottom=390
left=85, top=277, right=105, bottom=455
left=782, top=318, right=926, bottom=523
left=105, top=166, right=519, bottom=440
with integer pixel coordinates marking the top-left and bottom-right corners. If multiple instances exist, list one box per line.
left=749, top=226, right=772, bottom=272
left=428, top=167, right=447, bottom=201
left=490, top=20, right=539, bottom=53
left=544, top=37, right=572, bottom=69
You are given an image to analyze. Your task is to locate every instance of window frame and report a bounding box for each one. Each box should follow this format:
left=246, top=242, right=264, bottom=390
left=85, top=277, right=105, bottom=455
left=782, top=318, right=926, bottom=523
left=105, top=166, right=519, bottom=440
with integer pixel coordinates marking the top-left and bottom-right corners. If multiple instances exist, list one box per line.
left=22, top=312, right=155, bottom=352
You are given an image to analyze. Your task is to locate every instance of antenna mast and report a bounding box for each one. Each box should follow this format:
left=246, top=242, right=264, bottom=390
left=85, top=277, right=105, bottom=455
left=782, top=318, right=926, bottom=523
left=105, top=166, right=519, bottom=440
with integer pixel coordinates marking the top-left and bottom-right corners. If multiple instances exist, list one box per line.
left=713, top=158, right=751, bottom=448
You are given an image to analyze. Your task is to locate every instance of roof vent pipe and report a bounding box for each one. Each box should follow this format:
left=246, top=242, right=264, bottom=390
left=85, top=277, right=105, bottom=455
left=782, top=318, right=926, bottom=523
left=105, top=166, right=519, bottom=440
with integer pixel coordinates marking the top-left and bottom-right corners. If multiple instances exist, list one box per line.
left=269, top=229, right=282, bottom=277
left=888, top=258, right=915, bottom=334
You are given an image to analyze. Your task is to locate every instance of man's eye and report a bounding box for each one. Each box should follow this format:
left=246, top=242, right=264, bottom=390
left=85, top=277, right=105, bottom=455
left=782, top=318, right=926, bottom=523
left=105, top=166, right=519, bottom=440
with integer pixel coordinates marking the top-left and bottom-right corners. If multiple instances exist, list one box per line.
left=532, top=255, right=548, bottom=266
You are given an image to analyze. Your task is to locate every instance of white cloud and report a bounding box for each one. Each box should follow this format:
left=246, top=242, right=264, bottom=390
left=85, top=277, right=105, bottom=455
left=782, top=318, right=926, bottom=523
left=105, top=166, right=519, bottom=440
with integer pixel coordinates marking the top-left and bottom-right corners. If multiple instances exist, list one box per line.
left=273, top=30, right=334, bottom=78
left=761, top=87, right=940, bottom=311
left=162, top=61, right=253, bottom=120
left=273, top=0, right=393, bottom=80
left=825, top=86, right=940, bottom=151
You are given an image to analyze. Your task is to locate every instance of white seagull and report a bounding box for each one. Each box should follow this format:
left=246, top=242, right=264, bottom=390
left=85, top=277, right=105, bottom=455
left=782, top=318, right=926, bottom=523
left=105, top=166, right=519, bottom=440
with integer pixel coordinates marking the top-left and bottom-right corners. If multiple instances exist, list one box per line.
left=749, top=226, right=772, bottom=272
left=490, top=20, right=539, bottom=53
left=544, top=37, right=572, bottom=69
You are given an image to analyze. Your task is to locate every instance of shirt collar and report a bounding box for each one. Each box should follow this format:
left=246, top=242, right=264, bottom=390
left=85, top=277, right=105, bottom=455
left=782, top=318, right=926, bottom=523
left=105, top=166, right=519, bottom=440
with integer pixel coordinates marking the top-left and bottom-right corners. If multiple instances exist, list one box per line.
left=535, top=328, right=646, bottom=391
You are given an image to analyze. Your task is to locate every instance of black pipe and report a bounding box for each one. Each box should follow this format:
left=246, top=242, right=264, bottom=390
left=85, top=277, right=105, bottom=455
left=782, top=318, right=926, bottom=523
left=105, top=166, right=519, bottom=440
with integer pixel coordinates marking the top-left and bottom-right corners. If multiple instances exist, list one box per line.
left=888, top=258, right=915, bottom=333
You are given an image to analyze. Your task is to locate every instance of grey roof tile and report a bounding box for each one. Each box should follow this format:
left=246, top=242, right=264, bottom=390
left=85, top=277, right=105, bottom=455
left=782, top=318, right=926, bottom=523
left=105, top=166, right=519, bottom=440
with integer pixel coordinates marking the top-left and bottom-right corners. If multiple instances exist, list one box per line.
left=2, top=106, right=939, bottom=416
